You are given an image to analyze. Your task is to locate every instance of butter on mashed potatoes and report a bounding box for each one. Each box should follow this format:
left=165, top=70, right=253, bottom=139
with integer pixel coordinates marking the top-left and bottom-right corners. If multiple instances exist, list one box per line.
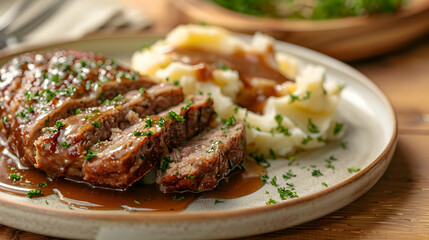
left=131, top=25, right=344, bottom=157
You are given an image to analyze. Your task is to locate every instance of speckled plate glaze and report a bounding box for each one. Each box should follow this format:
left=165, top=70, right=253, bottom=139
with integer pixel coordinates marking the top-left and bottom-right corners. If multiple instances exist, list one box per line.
left=0, top=35, right=397, bottom=240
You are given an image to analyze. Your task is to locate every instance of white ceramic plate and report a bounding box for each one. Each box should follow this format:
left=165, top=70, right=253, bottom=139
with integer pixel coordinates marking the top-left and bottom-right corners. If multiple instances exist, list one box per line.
left=0, top=36, right=397, bottom=240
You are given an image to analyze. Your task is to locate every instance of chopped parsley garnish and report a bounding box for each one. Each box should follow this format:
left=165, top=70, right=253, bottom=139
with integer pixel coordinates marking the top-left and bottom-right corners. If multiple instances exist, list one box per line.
left=288, top=156, right=296, bottom=166
left=341, top=141, right=348, bottom=149
left=27, top=189, right=43, bottom=198
left=24, top=90, right=34, bottom=101
left=133, top=130, right=153, bottom=137
left=302, top=91, right=311, bottom=100
left=140, top=44, right=152, bottom=50
left=206, top=140, right=222, bottom=153
left=160, top=156, right=171, bottom=172
left=348, top=167, right=361, bottom=173
left=307, top=118, right=319, bottom=133
left=302, top=136, right=313, bottom=145
left=55, top=120, right=65, bottom=130
left=180, top=100, right=194, bottom=110
left=282, top=170, right=296, bottom=180
left=325, top=155, right=337, bottom=169
left=260, top=175, right=269, bottom=183
left=38, top=181, right=48, bottom=187
left=269, top=148, right=276, bottom=159
left=317, top=136, right=325, bottom=142
left=289, top=94, right=299, bottom=104
left=266, top=198, right=278, bottom=205
left=73, top=108, right=82, bottom=115
left=85, top=80, right=92, bottom=91
left=167, top=111, right=185, bottom=122
left=85, top=150, right=97, bottom=160
left=172, top=196, right=185, bottom=201
left=112, top=94, right=124, bottom=102
left=184, top=175, right=196, bottom=179
left=27, top=105, right=35, bottom=113
left=289, top=91, right=311, bottom=104
left=213, top=62, right=230, bottom=70
left=173, top=80, right=179, bottom=86
left=270, top=176, right=278, bottom=186
left=51, top=74, right=60, bottom=83
left=9, top=173, right=21, bottom=182
left=233, top=105, right=239, bottom=114
left=62, top=141, right=70, bottom=148
left=134, top=200, right=141, bottom=205
left=39, top=89, right=56, bottom=103
left=116, top=71, right=139, bottom=81
left=43, top=129, right=57, bottom=133
left=312, top=169, right=323, bottom=177
left=144, top=118, right=153, bottom=128
left=278, top=187, right=298, bottom=200
left=322, top=182, right=328, bottom=187
left=286, top=183, right=294, bottom=188
left=156, top=118, right=168, bottom=128
left=91, top=121, right=101, bottom=127
left=221, top=116, right=236, bottom=130
left=250, top=152, right=270, bottom=168
left=139, top=88, right=146, bottom=94
left=214, top=198, right=224, bottom=204
left=16, top=110, right=27, bottom=119
left=273, top=115, right=291, bottom=136
left=334, top=122, right=343, bottom=135
left=325, top=161, right=335, bottom=169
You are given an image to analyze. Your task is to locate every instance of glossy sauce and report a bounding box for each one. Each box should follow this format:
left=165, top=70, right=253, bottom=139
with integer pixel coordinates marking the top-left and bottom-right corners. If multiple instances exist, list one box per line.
left=0, top=145, right=265, bottom=212
left=169, top=48, right=291, bottom=114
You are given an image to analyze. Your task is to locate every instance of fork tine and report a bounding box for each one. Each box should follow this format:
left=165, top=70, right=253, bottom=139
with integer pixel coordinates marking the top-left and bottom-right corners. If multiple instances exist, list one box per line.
left=0, top=0, right=32, bottom=32
left=8, top=0, right=68, bottom=42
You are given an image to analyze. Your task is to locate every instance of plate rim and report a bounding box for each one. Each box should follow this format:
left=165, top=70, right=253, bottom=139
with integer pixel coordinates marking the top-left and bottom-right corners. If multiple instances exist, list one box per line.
left=0, top=35, right=398, bottom=223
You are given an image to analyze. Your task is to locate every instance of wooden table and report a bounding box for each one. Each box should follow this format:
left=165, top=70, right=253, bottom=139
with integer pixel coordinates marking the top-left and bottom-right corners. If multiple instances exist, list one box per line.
left=1, top=1, right=429, bottom=239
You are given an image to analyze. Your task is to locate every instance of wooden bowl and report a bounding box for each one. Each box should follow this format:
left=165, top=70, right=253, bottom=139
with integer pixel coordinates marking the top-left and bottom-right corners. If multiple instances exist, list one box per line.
left=171, top=0, right=429, bottom=61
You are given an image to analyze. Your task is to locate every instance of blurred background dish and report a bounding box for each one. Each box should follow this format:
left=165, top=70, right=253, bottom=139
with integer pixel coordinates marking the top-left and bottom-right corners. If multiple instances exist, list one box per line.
left=171, top=0, right=429, bottom=61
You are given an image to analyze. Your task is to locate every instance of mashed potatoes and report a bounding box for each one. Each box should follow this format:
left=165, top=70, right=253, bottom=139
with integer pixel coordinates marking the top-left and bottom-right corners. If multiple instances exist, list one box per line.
left=132, top=25, right=344, bottom=157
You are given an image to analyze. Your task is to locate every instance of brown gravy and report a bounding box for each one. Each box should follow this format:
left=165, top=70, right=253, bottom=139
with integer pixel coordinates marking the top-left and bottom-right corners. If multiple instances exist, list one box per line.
left=169, top=48, right=291, bottom=114
left=0, top=145, right=265, bottom=212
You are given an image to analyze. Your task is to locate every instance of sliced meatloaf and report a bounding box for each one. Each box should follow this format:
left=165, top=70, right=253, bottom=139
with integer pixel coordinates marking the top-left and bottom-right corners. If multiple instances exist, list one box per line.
left=157, top=119, right=246, bottom=193
left=34, top=84, right=183, bottom=178
left=0, top=50, right=155, bottom=166
left=83, top=94, right=214, bottom=188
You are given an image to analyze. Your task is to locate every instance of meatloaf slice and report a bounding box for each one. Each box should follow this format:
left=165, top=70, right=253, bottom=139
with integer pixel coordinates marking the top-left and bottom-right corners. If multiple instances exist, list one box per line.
left=0, top=50, right=156, bottom=166
left=34, top=84, right=183, bottom=178
left=82, top=94, right=214, bottom=188
left=157, top=119, right=246, bottom=193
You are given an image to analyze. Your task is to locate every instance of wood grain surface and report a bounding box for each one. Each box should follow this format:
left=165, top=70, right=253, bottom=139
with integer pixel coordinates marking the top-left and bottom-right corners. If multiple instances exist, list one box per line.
left=1, top=1, right=429, bottom=239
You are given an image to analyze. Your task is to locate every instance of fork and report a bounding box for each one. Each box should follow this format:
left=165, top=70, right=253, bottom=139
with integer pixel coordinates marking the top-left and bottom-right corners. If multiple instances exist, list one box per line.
left=0, top=0, right=67, bottom=49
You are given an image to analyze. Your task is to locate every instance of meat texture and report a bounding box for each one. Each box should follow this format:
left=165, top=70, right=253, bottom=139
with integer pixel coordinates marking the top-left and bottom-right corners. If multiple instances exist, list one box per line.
left=1, top=50, right=245, bottom=192
left=157, top=119, right=246, bottom=193
left=82, top=94, right=214, bottom=188
left=34, top=84, right=184, bottom=178
left=0, top=50, right=155, bottom=166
